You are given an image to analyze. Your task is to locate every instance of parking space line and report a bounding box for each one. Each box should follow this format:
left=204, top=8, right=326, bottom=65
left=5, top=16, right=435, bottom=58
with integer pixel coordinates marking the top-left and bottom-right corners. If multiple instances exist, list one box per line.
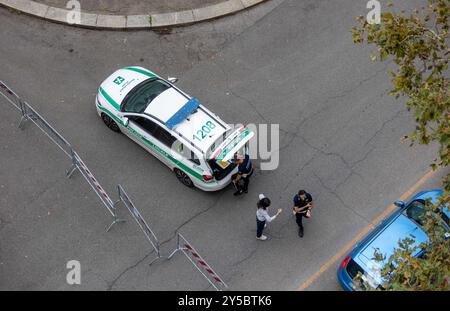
left=295, top=169, right=437, bottom=291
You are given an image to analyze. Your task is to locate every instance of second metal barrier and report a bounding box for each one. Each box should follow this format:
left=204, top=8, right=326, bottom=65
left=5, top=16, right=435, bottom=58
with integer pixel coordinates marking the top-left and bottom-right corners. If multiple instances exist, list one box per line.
left=168, top=233, right=228, bottom=291
left=115, top=184, right=162, bottom=265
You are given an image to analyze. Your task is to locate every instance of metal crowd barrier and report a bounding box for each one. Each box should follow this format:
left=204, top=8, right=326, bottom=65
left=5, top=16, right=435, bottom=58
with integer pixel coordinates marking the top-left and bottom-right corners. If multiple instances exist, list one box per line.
left=66, top=151, right=125, bottom=231
left=168, top=233, right=228, bottom=291
left=116, top=185, right=162, bottom=264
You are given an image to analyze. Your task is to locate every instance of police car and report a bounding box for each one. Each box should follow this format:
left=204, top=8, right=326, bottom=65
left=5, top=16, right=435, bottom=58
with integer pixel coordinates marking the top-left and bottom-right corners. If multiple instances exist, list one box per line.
left=96, top=66, right=254, bottom=191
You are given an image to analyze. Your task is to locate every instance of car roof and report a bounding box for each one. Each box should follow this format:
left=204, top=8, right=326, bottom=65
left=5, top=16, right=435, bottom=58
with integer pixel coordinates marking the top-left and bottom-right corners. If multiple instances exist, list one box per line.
left=140, top=82, right=230, bottom=153
left=171, top=104, right=230, bottom=154
left=144, top=87, right=190, bottom=124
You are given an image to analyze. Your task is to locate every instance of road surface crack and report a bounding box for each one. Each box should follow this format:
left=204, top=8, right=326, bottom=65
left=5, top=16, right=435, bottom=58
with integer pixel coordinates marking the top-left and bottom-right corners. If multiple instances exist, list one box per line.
left=312, top=172, right=370, bottom=224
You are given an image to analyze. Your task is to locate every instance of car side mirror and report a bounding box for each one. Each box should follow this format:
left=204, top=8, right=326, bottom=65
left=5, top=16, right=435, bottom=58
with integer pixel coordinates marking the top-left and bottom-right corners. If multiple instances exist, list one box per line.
left=123, top=117, right=129, bottom=127
left=394, top=200, right=406, bottom=208
left=168, top=77, right=178, bottom=84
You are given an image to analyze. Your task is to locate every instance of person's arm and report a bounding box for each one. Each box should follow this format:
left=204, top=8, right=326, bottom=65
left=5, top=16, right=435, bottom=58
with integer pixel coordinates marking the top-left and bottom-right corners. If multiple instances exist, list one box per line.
left=294, top=199, right=308, bottom=212
left=264, top=209, right=282, bottom=222
left=307, top=194, right=313, bottom=209
left=234, top=173, right=242, bottom=182
left=297, top=205, right=309, bottom=212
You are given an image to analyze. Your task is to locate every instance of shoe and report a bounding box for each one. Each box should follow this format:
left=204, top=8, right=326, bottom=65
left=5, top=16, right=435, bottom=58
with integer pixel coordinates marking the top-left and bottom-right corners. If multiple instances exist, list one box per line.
left=256, top=235, right=268, bottom=241
left=298, top=227, right=304, bottom=238
left=244, top=189, right=248, bottom=193
left=233, top=190, right=243, bottom=196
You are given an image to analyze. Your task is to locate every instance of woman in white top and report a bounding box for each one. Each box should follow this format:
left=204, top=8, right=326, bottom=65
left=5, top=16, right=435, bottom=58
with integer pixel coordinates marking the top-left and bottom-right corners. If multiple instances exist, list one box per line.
left=256, top=194, right=282, bottom=240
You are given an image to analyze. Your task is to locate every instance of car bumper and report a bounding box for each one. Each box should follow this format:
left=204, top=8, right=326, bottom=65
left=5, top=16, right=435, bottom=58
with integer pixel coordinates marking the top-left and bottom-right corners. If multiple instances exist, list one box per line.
left=193, top=167, right=238, bottom=192
left=193, top=175, right=232, bottom=192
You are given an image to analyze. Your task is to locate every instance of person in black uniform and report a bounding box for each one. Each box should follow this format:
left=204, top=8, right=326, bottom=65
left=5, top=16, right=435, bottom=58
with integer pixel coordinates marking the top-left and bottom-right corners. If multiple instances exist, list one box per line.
left=231, top=152, right=253, bottom=196
left=293, top=190, right=313, bottom=238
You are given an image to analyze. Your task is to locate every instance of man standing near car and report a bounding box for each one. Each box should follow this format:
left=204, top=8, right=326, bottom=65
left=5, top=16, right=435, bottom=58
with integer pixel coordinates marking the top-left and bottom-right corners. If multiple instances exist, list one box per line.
left=232, top=152, right=253, bottom=196
left=293, top=190, right=313, bottom=238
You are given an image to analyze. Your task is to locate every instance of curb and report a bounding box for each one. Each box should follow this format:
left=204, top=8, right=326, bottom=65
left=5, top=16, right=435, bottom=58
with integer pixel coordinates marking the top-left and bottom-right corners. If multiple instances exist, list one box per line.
left=0, top=0, right=268, bottom=29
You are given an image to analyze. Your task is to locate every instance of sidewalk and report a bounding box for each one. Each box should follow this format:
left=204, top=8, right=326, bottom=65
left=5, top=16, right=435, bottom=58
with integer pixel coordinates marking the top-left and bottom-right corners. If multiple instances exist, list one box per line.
left=0, top=0, right=267, bottom=29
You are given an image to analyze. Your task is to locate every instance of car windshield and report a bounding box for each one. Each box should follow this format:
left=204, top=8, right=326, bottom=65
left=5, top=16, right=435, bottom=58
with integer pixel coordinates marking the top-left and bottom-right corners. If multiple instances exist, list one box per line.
left=122, top=79, right=170, bottom=113
left=403, top=199, right=450, bottom=229
left=404, top=200, right=427, bottom=226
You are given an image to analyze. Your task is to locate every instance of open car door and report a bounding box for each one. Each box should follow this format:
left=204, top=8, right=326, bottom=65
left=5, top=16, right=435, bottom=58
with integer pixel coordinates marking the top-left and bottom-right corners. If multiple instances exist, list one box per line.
left=209, top=125, right=254, bottom=162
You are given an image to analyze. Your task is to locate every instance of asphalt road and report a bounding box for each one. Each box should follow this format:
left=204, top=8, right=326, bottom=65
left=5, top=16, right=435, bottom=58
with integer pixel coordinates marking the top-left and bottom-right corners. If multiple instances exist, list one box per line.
left=0, top=0, right=443, bottom=291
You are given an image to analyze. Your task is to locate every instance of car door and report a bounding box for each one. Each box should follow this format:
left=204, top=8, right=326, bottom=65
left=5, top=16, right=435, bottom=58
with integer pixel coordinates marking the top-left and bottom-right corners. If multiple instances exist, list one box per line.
left=172, top=141, right=209, bottom=178
left=124, top=115, right=162, bottom=160
left=151, top=125, right=178, bottom=167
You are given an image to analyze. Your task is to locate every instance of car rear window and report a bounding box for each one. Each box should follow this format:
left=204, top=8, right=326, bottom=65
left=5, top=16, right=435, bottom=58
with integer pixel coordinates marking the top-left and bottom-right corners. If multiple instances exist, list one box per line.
left=346, top=259, right=364, bottom=280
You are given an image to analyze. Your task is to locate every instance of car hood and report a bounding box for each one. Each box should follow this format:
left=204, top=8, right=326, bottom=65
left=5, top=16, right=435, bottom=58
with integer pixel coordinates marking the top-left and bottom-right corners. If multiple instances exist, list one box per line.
left=99, top=66, right=157, bottom=109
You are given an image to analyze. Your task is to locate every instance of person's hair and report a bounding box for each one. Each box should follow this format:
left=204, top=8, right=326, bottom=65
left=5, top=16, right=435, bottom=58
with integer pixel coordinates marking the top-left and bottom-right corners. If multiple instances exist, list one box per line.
left=298, top=190, right=306, bottom=196
left=257, top=197, right=271, bottom=209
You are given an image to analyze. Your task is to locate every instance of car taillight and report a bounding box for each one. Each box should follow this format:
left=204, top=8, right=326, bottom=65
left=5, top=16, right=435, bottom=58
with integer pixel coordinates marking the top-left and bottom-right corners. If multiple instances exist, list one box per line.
left=202, top=175, right=214, bottom=181
left=341, top=256, right=351, bottom=271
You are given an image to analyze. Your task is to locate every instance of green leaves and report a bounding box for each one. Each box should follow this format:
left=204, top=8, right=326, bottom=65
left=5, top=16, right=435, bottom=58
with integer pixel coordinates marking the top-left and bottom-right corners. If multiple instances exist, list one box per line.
left=352, top=0, right=449, bottom=178
left=352, top=0, right=450, bottom=291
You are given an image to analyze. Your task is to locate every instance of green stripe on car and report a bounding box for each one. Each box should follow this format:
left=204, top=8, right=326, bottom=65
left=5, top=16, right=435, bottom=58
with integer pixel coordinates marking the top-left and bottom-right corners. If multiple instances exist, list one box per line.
left=99, top=87, right=120, bottom=110
left=122, top=67, right=157, bottom=78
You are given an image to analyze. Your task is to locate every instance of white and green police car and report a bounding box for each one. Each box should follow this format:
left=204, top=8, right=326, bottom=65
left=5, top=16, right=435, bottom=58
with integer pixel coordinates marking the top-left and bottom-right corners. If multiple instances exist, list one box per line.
left=96, top=66, right=254, bottom=191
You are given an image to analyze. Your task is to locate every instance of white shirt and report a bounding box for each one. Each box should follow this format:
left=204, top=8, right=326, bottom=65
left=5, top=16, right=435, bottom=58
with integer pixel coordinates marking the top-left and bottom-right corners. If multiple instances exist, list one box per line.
left=256, top=208, right=277, bottom=223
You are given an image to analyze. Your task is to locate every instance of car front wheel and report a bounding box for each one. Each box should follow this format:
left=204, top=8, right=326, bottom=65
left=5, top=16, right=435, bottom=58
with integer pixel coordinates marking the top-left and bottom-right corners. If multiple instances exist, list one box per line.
left=101, top=113, right=121, bottom=133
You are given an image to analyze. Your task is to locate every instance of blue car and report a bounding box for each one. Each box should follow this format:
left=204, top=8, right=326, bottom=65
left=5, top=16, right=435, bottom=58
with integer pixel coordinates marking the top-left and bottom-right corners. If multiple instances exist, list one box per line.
left=337, top=189, right=450, bottom=291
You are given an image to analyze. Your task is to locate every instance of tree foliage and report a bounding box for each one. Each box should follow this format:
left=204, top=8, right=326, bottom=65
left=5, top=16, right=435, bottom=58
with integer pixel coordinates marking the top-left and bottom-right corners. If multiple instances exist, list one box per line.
left=351, top=0, right=450, bottom=290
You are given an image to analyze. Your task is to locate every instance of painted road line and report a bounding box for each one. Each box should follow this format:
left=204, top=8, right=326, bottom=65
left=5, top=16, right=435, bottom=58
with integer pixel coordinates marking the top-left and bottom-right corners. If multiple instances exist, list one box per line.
left=296, top=169, right=437, bottom=291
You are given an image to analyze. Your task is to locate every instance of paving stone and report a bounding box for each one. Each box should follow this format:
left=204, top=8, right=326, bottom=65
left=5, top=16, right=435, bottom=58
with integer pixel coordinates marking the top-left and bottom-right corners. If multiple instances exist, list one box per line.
left=1, top=0, right=49, bottom=17
left=150, top=10, right=195, bottom=27
left=96, top=14, right=126, bottom=29
left=192, top=0, right=245, bottom=21
left=126, top=15, right=151, bottom=28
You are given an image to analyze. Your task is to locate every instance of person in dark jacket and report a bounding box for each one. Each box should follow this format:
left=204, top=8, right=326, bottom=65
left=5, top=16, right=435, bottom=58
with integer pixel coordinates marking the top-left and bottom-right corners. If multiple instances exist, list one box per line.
left=231, top=152, right=254, bottom=196
left=293, top=190, right=313, bottom=238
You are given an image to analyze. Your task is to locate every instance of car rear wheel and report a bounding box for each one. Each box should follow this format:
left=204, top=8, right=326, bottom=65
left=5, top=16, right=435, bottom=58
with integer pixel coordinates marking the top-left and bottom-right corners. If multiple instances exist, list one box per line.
left=101, top=113, right=121, bottom=133
left=174, top=168, right=194, bottom=188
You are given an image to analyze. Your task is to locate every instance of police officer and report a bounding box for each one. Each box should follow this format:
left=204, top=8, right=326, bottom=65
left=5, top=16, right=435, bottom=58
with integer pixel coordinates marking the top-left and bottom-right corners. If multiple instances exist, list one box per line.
left=293, top=190, right=313, bottom=238
left=231, top=152, right=253, bottom=196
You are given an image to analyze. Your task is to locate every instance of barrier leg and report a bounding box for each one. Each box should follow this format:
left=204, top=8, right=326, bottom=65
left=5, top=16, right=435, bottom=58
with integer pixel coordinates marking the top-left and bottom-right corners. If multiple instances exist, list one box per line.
left=167, top=234, right=182, bottom=260
left=66, top=164, right=77, bottom=178
left=148, top=254, right=161, bottom=266
left=18, top=101, right=31, bottom=129
left=18, top=114, right=29, bottom=130
left=66, top=149, right=78, bottom=179
left=105, top=215, right=125, bottom=232
left=105, top=200, right=125, bottom=232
